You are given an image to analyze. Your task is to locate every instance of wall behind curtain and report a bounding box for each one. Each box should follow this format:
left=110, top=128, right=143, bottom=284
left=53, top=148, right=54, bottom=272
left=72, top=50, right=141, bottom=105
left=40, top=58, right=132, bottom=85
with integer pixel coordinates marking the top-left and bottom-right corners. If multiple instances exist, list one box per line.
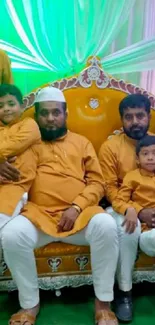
left=0, top=0, right=155, bottom=95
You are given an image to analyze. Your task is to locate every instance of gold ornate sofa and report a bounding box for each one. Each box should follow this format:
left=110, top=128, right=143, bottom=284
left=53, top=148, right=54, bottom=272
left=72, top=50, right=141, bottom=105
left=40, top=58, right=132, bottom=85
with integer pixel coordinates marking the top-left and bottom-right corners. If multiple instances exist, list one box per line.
left=1, top=57, right=155, bottom=293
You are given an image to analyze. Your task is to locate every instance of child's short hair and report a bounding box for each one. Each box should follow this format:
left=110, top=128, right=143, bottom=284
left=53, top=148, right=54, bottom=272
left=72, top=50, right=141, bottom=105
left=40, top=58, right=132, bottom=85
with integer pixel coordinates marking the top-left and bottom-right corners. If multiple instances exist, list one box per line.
left=136, top=135, right=155, bottom=155
left=0, top=84, right=23, bottom=105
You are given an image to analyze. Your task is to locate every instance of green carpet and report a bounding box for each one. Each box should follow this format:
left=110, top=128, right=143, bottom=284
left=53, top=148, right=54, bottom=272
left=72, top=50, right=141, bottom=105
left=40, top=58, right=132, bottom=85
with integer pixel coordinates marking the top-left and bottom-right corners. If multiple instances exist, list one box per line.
left=0, top=283, right=155, bottom=324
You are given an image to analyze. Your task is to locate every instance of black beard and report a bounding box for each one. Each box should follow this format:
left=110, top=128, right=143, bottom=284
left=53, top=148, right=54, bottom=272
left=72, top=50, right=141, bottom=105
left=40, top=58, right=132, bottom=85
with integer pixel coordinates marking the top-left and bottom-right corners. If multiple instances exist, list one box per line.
left=123, top=124, right=149, bottom=140
left=39, top=126, right=67, bottom=141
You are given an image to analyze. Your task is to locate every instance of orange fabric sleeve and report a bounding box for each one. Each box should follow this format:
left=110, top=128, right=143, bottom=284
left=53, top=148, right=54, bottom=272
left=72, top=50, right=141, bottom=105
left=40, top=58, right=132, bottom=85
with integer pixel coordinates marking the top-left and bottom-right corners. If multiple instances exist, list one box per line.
left=0, top=118, right=41, bottom=162
left=112, top=173, right=143, bottom=215
left=73, top=141, right=105, bottom=210
left=98, top=141, right=119, bottom=203
left=1, top=51, right=13, bottom=84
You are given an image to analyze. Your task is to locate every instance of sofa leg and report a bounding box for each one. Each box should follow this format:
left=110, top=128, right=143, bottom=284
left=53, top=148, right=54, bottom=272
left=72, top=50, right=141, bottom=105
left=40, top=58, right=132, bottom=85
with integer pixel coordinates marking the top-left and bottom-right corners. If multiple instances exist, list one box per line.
left=55, top=289, right=61, bottom=297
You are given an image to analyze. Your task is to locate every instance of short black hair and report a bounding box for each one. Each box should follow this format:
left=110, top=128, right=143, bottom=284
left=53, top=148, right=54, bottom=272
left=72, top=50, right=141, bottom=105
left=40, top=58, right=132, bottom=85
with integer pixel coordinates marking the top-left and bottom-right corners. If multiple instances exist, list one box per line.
left=136, top=135, right=155, bottom=155
left=0, top=84, right=23, bottom=105
left=119, top=94, right=151, bottom=118
left=35, top=101, right=67, bottom=115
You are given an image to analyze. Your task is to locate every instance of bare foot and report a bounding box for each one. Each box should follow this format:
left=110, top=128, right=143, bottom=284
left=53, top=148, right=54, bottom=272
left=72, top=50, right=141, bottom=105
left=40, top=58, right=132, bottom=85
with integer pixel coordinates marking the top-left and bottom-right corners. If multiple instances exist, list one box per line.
left=10, top=303, right=40, bottom=325
left=95, top=298, right=118, bottom=325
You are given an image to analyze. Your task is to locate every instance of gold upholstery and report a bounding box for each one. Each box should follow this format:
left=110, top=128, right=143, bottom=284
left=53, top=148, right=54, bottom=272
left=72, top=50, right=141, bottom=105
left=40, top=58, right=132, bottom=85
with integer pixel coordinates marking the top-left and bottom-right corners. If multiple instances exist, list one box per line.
left=21, top=57, right=155, bottom=153
left=1, top=56, right=155, bottom=290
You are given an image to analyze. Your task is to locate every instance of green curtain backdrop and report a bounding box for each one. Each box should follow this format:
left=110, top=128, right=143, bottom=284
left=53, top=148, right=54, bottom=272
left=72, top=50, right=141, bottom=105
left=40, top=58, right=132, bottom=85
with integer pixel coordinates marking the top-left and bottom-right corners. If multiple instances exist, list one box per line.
left=0, top=0, right=155, bottom=94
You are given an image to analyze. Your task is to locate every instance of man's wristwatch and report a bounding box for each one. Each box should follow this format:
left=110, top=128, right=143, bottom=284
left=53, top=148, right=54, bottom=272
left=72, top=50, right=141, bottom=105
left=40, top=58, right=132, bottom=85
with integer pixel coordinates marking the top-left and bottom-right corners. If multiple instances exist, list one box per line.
left=72, top=204, right=82, bottom=214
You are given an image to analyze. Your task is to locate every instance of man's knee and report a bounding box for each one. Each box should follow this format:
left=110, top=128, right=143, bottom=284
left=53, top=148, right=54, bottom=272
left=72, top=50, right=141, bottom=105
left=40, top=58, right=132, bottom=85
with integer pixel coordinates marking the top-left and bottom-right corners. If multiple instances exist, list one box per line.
left=113, top=212, right=141, bottom=239
left=1, top=216, right=36, bottom=251
left=122, top=219, right=141, bottom=240
left=133, top=219, right=141, bottom=237
left=1, top=221, right=24, bottom=251
left=88, top=212, right=117, bottom=238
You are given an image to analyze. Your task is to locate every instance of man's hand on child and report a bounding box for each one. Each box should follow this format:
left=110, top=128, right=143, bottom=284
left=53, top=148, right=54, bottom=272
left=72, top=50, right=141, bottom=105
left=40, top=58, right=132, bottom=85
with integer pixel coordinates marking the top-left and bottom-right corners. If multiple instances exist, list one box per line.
left=122, top=207, right=137, bottom=234
left=0, top=175, right=11, bottom=184
left=0, top=158, right=20, bottom=182
left=138, top=208, right=155, bottom=228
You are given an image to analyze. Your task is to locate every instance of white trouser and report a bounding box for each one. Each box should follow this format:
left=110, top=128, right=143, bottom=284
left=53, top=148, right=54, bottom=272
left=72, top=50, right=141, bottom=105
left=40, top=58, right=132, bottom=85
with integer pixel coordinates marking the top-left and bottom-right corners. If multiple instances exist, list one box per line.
left=106, top=207, right=141, bottom=292
left=140, top=229, right=155, bottom=256
left=0, top=193, right=28, bottom=229
left=0, top=193, right=28, bottom=263
left=1, top=212, right=118, bottom=309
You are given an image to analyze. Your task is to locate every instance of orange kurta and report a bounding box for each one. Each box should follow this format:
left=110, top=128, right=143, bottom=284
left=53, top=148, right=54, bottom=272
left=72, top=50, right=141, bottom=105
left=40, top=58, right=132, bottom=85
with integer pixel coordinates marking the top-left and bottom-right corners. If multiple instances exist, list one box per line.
left=98, top=132, right=139, bottom=203
left=112, top=168, right=155, bottom=231
left=0, top=117, right=41, bottom=215
left=0, top=50, right=13, bottom=84
left=22, top=132, right=104, bottom=237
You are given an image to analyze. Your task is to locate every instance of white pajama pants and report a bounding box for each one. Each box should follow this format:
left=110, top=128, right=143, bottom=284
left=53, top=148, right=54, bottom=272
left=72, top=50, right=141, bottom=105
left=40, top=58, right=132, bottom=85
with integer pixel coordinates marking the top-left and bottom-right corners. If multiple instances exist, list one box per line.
left=0, top=193, right=28, bottom=262
left=1, top=212, right=118, bottom=309
left=140, top=229, right=155, bottom=256
left=106, top=207, right=141, bottom=292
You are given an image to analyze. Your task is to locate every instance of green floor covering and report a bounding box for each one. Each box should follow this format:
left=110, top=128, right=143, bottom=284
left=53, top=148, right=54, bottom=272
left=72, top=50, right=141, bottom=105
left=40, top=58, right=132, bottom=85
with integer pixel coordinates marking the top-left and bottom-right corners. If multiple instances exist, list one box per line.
left=0, top=283, right=155, bottom=324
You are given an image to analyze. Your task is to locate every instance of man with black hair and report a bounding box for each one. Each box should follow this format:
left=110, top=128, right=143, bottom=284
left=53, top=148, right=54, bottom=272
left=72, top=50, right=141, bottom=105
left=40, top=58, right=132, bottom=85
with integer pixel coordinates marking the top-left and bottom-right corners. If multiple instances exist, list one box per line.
left=99, top=94, right=152, bottom=322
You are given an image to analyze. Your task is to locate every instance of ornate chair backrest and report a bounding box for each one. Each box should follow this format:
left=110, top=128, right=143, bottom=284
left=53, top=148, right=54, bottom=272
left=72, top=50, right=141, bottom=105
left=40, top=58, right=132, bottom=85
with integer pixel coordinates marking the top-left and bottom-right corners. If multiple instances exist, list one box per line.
left=22, top=56, right=155, bottom=152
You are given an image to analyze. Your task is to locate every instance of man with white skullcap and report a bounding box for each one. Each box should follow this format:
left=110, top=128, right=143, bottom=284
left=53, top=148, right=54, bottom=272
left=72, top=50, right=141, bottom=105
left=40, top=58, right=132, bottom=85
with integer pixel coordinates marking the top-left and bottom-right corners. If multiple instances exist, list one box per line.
left=34, top=86, right=68, bottom=141
left=2, top=86, right=119, bottom=325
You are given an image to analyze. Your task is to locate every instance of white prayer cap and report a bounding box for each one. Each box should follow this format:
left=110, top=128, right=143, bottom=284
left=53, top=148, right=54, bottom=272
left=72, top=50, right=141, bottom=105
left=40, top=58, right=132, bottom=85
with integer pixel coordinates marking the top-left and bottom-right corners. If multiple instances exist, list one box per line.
left=35, top=86, right=66, bottom=103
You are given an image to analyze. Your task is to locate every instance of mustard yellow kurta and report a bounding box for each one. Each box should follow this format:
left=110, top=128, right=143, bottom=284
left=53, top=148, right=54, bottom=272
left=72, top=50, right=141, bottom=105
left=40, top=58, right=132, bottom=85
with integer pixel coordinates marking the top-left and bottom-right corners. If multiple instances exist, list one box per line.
left=22, top=132, right=104, bottom=237
left=112, top=168, right=155, bottom=232
left=0, top=117, right=41, bottom=215
left=98, top=132, right=139, bottom=203
left=0, top=50, right=13, bottom=84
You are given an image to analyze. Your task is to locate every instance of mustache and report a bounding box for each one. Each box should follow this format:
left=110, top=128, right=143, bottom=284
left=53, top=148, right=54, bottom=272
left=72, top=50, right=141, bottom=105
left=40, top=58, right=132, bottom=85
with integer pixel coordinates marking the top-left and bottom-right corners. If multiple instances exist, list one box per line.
left=130, top=125, right=142, bottom=130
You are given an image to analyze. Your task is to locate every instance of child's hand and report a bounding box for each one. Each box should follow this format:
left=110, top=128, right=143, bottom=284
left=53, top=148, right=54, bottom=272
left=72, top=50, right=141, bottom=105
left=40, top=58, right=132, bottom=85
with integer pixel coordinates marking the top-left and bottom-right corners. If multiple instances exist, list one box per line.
left=122, top=207, right=138, bottom=234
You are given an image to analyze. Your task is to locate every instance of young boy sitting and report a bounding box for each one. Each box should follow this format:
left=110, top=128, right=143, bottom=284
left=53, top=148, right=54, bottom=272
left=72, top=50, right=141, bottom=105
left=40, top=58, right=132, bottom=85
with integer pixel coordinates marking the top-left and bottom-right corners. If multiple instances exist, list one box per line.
left=112, top=135, right=155, bottom=241
left=0, top=84, right=41, bottom=228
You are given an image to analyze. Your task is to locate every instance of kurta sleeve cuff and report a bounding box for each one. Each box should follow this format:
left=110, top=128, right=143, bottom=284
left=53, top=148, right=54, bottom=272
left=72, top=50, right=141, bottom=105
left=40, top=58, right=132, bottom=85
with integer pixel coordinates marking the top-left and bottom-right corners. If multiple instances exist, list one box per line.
left=72, top=197, right=89, bottom=211
left=132, top=202, right=143, bottom=213
left=116, top=204, right=131, bottom=216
